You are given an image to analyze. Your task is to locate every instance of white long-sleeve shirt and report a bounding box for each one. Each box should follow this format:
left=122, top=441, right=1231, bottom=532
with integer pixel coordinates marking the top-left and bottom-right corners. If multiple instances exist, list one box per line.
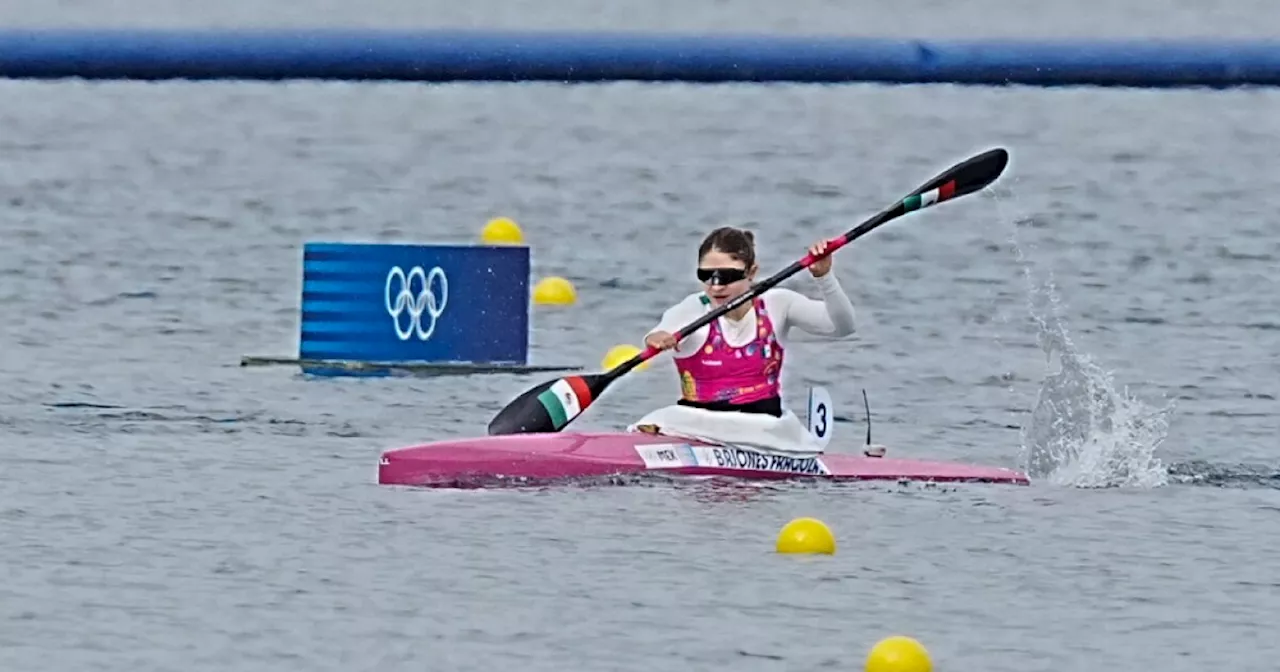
left=645, top=273, right=856, bottom=357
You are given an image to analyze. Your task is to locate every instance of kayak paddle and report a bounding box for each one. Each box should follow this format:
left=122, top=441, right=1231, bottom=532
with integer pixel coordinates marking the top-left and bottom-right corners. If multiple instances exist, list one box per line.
left=486, top=147, right=1010, bottom=436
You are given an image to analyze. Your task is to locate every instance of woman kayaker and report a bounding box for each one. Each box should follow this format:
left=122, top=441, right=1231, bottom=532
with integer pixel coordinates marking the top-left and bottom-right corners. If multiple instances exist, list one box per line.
left=634, top=226, right=856, bottom=453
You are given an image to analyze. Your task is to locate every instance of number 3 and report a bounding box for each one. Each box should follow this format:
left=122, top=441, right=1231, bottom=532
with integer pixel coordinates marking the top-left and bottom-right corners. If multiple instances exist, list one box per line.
left=806, top=386, right=834, bottom=447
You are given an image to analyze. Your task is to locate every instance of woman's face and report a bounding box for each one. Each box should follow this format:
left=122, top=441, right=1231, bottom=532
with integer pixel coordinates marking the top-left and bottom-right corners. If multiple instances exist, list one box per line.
left=697, top=249, right=755, bottom=305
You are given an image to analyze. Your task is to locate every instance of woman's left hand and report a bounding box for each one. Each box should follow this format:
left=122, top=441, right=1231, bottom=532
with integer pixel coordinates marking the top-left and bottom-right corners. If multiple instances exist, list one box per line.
left=807, top=239, right=833, bottom=277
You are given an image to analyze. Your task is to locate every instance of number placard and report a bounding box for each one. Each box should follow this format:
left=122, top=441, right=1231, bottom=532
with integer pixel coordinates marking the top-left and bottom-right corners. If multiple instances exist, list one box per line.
left=806, top=386, right=834, bottom=448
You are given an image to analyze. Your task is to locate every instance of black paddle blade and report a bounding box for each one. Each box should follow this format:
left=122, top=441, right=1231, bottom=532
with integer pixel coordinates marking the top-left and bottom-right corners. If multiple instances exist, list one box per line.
left=911, top=147, right=1009, bottom=202
left=486, top=373, right=612, bottom=435
left=834, top=148, right=1010, bottom=249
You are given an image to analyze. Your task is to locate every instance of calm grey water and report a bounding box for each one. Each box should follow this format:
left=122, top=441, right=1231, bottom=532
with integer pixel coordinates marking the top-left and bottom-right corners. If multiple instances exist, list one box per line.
left=3, top=3, right=1280, bottom=671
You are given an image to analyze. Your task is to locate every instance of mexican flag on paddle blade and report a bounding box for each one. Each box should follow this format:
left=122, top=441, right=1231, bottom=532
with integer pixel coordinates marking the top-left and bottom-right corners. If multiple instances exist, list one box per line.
left=537, top=377, right=593, bottom=428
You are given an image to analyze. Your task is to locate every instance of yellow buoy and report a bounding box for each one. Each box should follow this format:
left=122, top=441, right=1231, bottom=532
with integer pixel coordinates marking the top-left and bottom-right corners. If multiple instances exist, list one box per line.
left=533, top=276, right=577, bottom=306
left=775, top=517, right=836, bottom=555
left=601, top=344, right=649, bottom=372
left=865, top=636, right=932, bottom=672
left=480, top=216, right=525, bottom=245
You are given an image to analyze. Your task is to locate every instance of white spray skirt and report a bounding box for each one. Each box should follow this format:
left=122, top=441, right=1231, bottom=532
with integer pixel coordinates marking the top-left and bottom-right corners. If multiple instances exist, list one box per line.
left=626, top=404, right=824, bottom=456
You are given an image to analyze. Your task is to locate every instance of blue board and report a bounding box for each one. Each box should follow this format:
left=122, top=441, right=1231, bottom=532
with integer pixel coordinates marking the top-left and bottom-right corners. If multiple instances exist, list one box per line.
left=298, top=242, right=530, bottom=365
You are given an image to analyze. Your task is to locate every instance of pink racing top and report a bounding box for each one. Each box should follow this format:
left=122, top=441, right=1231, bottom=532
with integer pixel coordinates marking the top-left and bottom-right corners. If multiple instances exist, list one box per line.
left=674, top=295, right=783, bottom=404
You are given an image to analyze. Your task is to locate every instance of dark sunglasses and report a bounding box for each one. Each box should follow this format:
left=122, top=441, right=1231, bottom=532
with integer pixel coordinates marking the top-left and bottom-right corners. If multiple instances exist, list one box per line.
left=697, top=267, right=748, bottom=285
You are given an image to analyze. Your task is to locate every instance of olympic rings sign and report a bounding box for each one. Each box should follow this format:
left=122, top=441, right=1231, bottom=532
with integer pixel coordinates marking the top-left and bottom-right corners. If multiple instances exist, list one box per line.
left=384, top=265, right=449, bottom=341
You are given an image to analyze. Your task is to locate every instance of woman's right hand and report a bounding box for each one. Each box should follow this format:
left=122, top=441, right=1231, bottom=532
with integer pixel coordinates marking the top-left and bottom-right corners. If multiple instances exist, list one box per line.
left=645, top=330, right=679, bottom=352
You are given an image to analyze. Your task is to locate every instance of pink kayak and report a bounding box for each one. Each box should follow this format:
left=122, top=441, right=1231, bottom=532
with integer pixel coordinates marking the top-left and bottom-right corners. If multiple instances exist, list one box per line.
left=377, top=431, right=1030, bottom=487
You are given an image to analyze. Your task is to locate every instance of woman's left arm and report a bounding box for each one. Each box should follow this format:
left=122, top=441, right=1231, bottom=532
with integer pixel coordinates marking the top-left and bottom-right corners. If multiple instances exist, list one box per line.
left=779, top=273, right=857, bottom=337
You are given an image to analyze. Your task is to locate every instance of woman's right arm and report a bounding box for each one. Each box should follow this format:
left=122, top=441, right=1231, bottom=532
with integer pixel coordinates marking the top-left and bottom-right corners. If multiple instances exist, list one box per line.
left=644, top=295, right=707, bottom=357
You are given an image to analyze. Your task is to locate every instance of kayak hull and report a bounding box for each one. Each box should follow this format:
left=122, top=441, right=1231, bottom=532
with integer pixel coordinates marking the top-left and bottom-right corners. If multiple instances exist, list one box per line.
left=377, top=431, right=1030, bottom=487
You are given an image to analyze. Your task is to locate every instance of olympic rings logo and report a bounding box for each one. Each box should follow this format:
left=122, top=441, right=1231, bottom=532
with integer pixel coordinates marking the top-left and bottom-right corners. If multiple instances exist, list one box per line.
left=384, top=265, right=449, bottom=341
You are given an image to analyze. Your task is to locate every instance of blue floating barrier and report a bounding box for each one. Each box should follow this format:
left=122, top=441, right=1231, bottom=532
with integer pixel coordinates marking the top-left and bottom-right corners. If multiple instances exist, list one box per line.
left=0, top=28, right=1279, bottom=87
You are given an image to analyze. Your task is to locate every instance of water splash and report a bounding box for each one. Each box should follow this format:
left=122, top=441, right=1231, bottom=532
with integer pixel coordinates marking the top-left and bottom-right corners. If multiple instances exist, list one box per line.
left=1008, top=218, right=1173, bottom=489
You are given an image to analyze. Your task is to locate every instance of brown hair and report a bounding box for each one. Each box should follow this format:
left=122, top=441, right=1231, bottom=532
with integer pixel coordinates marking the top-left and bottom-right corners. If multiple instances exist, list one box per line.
left=697, top=226, right=756, bottom=269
